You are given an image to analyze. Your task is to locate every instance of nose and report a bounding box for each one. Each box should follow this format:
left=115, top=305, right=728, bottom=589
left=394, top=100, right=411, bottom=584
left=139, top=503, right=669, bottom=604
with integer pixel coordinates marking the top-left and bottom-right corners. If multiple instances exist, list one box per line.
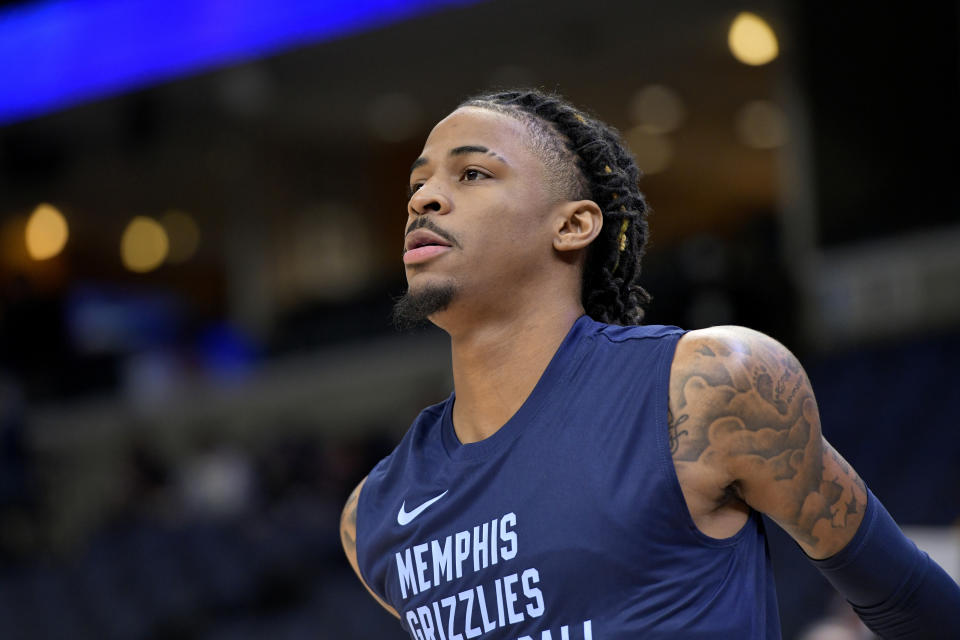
left=408, top=182, right=451, bottom=217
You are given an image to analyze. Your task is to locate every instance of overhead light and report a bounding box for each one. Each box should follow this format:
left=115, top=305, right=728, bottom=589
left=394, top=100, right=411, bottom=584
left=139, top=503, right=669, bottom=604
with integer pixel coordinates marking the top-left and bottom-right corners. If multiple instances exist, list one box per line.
left=121, top=216, right=168, bottom=273
left=728, top=12, right=779, bottom=66
left=25, top=203, right=69, bottom=260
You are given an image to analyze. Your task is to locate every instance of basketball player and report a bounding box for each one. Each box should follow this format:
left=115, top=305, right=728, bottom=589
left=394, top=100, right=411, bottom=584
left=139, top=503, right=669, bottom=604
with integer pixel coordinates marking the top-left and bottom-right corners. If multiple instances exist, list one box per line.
left=340, top=90, right=960, bottom=639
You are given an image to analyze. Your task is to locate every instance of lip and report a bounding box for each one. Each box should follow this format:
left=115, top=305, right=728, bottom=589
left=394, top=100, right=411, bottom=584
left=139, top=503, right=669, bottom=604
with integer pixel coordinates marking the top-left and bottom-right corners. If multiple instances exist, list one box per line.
left=403, top=244, right=452, bottom=264
left=404, top=229, right=452, bottom=252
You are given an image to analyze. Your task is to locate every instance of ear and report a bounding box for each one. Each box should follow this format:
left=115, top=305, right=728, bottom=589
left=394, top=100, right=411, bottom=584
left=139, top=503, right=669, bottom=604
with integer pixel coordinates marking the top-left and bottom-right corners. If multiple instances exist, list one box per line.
left=552, top=199, right=603, bottom=253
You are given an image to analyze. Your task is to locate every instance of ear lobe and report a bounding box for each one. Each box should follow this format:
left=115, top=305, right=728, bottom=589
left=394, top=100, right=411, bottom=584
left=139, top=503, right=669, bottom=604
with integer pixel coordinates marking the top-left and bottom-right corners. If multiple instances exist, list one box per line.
left=553, top=200, right=603, bottom=253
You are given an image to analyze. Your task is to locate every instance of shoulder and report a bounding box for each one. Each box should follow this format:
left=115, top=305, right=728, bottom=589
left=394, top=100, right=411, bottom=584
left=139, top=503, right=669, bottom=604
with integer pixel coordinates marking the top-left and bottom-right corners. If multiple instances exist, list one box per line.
left=674, top=325, right=792, bottom=366
left=666, top=324, right=813, bottom=480
left=670, top=326, right=800, bottom=403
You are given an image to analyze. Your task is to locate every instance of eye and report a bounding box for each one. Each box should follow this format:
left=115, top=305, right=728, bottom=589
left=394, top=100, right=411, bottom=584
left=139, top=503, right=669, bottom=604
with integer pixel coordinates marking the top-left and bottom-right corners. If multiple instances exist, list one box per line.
left=408, top=182, right=423, bottom=198
left=460, top=168, right=490, bottom=183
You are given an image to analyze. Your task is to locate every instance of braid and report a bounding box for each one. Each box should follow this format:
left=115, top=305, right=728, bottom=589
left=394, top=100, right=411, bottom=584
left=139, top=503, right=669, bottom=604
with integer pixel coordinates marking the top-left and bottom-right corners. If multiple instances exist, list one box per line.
left=459, top=89, right=652, bottom=325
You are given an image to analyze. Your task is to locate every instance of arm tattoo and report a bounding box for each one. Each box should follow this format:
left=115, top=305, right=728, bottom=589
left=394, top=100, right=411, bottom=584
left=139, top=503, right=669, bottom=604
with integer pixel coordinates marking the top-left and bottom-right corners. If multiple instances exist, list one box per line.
left=670, top=329, right=867, bottom=557
left=667, top=408, right=689, bottom=454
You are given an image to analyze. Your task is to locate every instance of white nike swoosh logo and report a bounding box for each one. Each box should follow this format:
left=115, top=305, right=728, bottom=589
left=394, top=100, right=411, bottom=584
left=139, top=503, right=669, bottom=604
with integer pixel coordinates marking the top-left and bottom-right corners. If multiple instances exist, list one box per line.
left=397, top=490, right=448, bottom=526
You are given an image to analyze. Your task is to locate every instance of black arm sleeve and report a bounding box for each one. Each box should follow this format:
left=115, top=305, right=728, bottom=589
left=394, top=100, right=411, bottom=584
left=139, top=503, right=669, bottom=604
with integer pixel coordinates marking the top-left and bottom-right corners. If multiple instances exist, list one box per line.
left=810, top=489, right=960, bottom=639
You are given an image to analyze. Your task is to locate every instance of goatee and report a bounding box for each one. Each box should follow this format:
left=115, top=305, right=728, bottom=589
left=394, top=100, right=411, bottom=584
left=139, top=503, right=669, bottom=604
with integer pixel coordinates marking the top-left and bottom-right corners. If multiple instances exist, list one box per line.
left=391, top=283, right=457, bottom=331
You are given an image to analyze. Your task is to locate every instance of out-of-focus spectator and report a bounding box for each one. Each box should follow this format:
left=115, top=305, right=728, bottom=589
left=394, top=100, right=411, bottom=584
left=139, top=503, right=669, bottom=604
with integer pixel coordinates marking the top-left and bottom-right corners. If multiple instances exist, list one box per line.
left=176, top=437, right=257, bottom=520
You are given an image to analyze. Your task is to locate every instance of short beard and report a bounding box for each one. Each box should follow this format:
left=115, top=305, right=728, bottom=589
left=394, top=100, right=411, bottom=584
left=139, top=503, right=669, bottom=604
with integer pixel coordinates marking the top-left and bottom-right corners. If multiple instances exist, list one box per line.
left=391, top=283, right=457, bottom=331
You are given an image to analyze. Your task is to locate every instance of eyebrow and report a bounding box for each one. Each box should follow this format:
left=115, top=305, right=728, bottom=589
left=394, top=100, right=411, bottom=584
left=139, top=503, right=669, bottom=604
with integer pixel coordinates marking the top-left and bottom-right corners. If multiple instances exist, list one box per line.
left=409, top=145, right=509, bottom=175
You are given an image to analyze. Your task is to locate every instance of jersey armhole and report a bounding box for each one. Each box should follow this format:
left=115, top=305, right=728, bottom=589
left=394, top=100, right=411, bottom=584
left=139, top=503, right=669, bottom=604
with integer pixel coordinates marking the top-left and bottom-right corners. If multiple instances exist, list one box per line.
left=354, top=470, right=393, bottom=606
left=655, top=331, right=758, bottom=548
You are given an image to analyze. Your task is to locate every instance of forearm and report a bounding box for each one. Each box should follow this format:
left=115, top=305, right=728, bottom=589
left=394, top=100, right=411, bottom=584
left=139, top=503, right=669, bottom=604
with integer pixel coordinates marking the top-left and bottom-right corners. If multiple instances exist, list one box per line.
left=810, top=489, right=960, bottom=639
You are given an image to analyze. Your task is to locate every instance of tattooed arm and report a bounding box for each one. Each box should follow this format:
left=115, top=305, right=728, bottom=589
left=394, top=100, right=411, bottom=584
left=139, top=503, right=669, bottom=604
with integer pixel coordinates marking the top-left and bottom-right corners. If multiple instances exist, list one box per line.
left=340, top=477, right=400, bottom=618
left=668, top=325, right=866, bottom=559
left=668, top=326, right=960, bottom=637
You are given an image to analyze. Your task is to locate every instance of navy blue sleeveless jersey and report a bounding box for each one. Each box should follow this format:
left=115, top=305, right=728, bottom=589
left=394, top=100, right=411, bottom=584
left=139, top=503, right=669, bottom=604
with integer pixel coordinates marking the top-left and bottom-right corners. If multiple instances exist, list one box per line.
left=356, top=316, right=781, bottom=639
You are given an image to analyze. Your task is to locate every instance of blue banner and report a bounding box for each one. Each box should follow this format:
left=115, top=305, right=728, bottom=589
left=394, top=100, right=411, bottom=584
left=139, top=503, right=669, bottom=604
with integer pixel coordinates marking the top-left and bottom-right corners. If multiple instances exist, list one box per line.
left=0, top=0, right=482, bottom=124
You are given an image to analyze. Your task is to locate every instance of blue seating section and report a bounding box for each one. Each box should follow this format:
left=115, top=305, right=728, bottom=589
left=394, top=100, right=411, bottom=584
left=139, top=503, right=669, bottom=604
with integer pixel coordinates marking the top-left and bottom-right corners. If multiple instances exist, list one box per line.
left=0, top=500, right=404, bottom=639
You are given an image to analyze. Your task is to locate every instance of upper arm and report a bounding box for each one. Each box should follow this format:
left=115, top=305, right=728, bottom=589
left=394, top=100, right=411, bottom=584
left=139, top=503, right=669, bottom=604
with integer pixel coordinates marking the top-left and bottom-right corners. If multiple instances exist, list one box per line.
left=668, top=326, right=868, bottom=559
left=340, top=476, right=400, bottom=619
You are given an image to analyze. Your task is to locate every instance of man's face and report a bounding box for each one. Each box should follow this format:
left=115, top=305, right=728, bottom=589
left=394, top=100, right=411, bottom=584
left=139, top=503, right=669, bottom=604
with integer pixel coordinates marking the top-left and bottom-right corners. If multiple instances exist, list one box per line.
left=400, top=106, right=562, bottom=326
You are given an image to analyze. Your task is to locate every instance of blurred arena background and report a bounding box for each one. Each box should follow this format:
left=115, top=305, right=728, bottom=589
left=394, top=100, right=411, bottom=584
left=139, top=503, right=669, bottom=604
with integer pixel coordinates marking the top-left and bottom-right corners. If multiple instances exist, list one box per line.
left=0, top=1, right=958, bottom=638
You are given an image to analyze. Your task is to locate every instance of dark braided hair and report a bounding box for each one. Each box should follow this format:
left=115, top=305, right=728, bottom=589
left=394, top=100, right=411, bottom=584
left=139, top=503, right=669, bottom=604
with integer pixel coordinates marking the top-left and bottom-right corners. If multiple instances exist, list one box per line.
left=459, top=89, right=652, bottom=325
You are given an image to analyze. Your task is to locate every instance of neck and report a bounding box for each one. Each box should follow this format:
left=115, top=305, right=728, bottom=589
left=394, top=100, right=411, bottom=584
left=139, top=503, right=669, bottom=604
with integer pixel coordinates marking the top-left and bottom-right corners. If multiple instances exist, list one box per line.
left=444, top=303, right=584, bottom=444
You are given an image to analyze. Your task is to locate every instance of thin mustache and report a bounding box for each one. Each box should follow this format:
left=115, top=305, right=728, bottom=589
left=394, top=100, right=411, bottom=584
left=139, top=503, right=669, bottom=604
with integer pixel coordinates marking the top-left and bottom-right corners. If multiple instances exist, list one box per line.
left=403, top=217, right=461, bottom=250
